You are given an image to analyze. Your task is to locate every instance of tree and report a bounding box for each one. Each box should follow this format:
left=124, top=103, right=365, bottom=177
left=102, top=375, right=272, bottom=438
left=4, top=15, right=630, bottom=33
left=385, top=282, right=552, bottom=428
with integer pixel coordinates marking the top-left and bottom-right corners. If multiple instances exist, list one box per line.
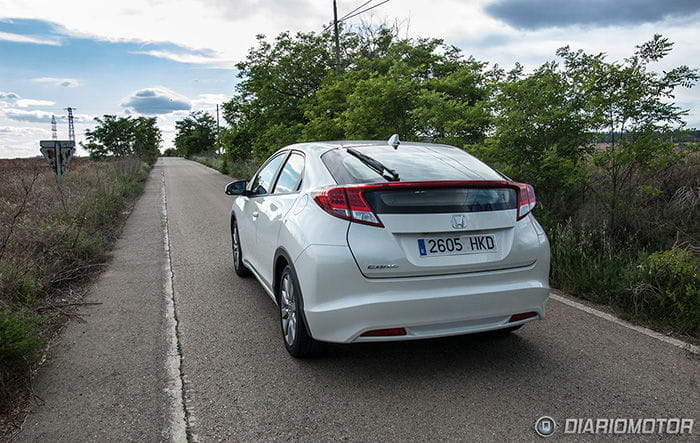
left=557, top=34, right=698, bottom=236
left=132, top=117, right=162, bottom=164
left=173, top=111, right=218, bottom=157
left=221, top=26, right=495, bottom=161
left=477, top=62, right=591, bottom=226
left=83, top=115, right=161, bottom=163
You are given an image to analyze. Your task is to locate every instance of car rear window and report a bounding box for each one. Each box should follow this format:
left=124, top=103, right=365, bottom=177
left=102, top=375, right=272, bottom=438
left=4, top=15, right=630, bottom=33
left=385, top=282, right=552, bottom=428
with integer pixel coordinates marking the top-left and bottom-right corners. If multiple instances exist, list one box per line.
left=321, top=144, right=503, bottom=184
left=364, top=187, right=517, bottom=214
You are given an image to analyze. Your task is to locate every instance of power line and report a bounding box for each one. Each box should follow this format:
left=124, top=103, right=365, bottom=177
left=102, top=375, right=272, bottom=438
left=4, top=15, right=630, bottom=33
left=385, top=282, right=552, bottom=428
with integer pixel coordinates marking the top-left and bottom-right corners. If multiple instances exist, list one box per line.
left=338, top=0, right=373, bottom=22
left=325, top=0, right=391, bottom=71
left=323, top=0, right=390, bottom=33
left=339, top=0, right=391, bottom=23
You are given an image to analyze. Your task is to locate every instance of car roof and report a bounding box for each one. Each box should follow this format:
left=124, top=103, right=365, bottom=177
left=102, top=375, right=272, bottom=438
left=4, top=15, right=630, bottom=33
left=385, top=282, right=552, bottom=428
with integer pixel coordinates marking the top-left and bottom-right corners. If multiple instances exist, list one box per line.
left=280, top=140, right=466, bottom=156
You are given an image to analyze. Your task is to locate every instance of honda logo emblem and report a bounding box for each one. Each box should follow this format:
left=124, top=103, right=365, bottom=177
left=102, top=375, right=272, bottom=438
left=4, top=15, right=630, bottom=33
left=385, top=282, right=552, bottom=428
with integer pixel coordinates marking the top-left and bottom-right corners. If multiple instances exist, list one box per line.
left=451, top=214, right=467, bottom=229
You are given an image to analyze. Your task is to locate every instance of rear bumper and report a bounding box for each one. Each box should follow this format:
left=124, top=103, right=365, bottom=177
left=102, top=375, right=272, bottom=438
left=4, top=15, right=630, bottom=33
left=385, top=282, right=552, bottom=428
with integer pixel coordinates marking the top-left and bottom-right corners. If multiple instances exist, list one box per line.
left=294, top=244, right=550, bottom=343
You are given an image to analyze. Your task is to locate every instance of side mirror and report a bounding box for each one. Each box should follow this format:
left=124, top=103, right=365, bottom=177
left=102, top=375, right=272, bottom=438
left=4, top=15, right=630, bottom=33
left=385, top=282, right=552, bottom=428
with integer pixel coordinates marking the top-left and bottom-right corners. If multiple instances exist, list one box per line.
left=225, top=180, right=248, bottom=196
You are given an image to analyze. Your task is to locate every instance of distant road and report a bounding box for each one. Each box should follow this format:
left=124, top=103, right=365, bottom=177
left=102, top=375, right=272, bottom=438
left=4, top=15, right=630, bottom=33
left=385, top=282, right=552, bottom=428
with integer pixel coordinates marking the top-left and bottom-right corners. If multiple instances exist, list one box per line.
left=16, top=158, right=699, bottom=441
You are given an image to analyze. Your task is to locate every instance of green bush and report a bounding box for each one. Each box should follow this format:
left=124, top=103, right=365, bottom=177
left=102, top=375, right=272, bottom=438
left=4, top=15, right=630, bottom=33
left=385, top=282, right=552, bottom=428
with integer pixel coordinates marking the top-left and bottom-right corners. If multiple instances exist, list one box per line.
left=58, top=235, right=105, bottom=263
left=116, top=173, right=141, bottom=198
left=549, top=220, right=639, bottom=304
left=190, top=155, right=261, bottom=180
left=225, top=158, right=261, bottom=180
left=0, top=261, right=42, bottom=307
left=0, top=310, right=44, bottom=370
left=89, top=192, right=123, bottom=232
left=633, top=249, right=700, bottom=335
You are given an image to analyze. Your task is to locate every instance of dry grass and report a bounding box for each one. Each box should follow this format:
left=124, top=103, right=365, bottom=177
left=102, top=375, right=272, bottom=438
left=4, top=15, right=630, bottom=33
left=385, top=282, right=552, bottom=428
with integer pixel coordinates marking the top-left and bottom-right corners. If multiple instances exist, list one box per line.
left=0, top=156, right=149, bottom=430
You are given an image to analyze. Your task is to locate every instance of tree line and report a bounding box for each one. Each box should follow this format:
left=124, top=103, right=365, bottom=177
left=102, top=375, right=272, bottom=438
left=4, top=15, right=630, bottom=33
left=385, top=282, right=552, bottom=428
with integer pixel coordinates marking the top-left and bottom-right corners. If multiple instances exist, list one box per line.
left=82, top=26, right=699, bottom=335
left=213, top=27, right=698, bottom=336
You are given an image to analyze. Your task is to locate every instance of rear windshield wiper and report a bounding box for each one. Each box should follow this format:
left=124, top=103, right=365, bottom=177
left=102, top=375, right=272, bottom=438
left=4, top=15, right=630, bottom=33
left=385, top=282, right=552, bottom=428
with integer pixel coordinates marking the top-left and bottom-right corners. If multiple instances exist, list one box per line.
left=346, top=148, right=400, bottom=182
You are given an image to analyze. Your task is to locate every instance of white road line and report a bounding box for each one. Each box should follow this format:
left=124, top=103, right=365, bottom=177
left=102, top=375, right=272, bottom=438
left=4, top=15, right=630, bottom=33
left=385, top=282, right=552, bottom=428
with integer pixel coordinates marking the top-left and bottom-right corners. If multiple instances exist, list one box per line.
left=550, top=293, right=699, bottom=355
left=161, top=171, right=190, bottom=442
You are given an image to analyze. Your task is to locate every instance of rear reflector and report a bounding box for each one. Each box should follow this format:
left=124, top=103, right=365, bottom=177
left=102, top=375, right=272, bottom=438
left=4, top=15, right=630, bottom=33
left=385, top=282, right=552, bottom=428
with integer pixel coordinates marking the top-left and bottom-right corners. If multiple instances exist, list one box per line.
left=361, top=327, right=407, bottom=337
left=509, top=311, right=538, bottom=322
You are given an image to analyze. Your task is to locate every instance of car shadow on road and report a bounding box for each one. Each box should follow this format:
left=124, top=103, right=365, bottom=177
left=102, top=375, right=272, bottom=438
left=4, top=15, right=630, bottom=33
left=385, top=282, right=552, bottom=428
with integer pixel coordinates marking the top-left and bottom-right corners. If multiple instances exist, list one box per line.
left=303, top=329, right=548, bottom=376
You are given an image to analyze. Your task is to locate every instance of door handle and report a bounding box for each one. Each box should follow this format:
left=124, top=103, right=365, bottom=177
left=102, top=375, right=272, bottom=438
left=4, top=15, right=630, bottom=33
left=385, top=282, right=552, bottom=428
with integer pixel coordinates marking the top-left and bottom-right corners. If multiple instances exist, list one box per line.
left=252, top=211, right=259, bottom=219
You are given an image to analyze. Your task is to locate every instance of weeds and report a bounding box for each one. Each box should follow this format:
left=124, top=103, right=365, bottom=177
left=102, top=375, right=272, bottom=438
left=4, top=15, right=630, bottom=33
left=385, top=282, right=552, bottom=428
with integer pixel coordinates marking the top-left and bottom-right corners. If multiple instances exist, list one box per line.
left=0, top=156, right=149, bottom=415
left=191, top=154, right=261, bottom=180
left=0, top=310, right=44, bottom=370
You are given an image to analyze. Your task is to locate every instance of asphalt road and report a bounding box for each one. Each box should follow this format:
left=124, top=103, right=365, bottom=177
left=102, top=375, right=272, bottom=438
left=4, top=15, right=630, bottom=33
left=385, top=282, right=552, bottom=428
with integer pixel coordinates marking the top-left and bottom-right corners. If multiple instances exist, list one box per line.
left=16, top=158, right=699, bottom=441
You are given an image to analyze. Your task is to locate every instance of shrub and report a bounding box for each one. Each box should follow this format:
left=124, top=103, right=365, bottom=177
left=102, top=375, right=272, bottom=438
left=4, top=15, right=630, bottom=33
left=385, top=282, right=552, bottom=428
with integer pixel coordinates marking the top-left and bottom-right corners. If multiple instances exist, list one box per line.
left=549, top=220, right=639, bottom=305
left=88, top=192, right=123, bottom=233
left=632, top=249, right=700, bottom=336
left=116, top=173, right=141, bottom=198
left=0, top=310, right=44, bottom=371
left=57, top=235, right=105, bottom=264
left=0, top=261, right=42, bottom=307
left=225, top=157, right=261, bottom=180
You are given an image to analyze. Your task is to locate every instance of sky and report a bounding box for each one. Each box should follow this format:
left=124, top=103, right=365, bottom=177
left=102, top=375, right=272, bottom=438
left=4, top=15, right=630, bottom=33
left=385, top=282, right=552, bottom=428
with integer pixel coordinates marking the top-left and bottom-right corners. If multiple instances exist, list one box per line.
left=1, top=0, right=699, bottom=159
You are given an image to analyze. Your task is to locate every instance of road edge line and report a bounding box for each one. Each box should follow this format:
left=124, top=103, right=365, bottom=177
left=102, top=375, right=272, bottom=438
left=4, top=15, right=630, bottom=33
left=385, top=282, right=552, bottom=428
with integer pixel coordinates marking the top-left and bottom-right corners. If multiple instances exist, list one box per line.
left=550, top=293, right=699, bottom=355
left=161, top=171, right=190, bottom=442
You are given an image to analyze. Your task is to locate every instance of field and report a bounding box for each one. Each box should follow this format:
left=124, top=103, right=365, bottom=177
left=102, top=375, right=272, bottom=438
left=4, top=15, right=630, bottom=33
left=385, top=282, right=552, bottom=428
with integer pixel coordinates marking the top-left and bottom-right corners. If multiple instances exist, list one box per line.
left=0, top=156, right=149, bottom=429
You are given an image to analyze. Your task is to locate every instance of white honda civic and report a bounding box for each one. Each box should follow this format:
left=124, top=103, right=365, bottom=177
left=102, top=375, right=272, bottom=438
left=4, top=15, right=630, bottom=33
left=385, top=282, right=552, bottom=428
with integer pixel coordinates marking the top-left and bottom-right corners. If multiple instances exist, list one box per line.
left=225, top=137, right=550, bottom=357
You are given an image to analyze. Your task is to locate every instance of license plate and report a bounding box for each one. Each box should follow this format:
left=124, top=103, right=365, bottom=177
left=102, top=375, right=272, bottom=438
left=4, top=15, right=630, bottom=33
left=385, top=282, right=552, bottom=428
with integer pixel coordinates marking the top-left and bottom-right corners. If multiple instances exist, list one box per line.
left=417, top=235, right=496, bottom=257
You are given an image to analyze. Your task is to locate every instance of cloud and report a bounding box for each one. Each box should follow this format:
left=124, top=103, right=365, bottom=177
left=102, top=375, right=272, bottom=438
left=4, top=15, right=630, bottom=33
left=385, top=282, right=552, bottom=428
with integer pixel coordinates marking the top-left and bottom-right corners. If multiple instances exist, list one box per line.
left=134, top=49, right=234, bottom=68
left=31, top=77, right=80, bottom=87
left=0, top=125, right=48, bottom=137
left=121, top=87, right=191, bottom=114
left=0, top=30, right=60, bottom=45
left=0, top=91, right=21, bottom=100
left=3, top=108, right=54, bottom=123
left=16, top=99, right=56, bottom=107
left=191, top=93, right=229, bottom=109
left=56, top=113, right=94, bottom=123
left=485, top=0, right=700, bottom=29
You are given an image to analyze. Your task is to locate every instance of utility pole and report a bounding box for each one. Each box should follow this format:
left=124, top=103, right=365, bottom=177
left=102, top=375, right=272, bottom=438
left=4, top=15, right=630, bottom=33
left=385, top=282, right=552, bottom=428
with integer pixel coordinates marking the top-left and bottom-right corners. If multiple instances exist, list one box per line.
left=333, top=0, right=341, bottom=73
left=216, top=104, right=221, bottom=155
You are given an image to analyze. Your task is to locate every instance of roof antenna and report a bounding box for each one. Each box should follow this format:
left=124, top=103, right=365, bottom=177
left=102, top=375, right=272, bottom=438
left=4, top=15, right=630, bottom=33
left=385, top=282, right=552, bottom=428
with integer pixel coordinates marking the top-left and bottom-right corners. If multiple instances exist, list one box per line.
left=388, top=134, right=400, bottom=150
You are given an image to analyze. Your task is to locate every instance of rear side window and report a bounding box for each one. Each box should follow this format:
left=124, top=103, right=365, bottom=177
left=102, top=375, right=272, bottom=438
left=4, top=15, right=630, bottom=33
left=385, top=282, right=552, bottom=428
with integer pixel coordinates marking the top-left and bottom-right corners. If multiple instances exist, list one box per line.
left=273, top=152, right=304, bottom=194
left=364, top=187, right=517, bottom=214
left=321, top=144, right=503, bottom=184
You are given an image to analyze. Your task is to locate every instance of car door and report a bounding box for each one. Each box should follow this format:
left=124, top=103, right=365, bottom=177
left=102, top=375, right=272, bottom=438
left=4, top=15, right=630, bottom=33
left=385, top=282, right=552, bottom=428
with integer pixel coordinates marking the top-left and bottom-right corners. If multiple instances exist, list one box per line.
left=254, top=151, right=305, bottom=288
left=240, top=152, right=288, bottom=276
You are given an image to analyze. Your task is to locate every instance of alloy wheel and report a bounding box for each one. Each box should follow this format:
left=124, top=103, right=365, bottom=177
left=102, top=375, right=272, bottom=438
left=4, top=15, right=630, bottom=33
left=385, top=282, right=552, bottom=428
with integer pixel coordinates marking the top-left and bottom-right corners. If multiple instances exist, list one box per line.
left=279, top=272, right=297, bottom=347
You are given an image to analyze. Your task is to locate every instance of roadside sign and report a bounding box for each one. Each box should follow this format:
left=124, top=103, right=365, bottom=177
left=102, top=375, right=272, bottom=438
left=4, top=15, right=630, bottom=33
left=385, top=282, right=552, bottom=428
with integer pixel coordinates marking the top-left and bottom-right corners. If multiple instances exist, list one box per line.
left=40, top=140, right=76, bottom=182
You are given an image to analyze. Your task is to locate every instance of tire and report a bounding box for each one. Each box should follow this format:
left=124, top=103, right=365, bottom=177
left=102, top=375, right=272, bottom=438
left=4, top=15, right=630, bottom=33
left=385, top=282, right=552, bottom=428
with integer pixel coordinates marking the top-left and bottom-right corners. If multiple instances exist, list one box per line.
left=278, top=265, right=320, bottom=357
left=231, top=219, right=251, bottom=277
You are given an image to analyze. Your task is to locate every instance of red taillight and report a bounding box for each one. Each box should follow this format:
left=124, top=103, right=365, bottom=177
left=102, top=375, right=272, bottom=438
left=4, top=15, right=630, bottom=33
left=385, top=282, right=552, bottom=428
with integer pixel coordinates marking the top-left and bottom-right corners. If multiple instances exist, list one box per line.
left=312, top=180, right=536, bottom=224
left=361, top=327, right=407, bottom=337
left=509, top=311, right=538, bottom=322
left=515, top=183, right=536, bottom=220
left=313, top=186, right=384, bottom=227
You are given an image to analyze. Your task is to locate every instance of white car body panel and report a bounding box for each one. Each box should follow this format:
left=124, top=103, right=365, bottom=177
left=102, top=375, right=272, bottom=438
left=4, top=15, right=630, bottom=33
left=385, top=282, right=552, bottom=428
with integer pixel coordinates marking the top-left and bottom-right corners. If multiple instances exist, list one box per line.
left=294, top=242, right=549, bottom=343
left=255, top=193, right=297, bottom=287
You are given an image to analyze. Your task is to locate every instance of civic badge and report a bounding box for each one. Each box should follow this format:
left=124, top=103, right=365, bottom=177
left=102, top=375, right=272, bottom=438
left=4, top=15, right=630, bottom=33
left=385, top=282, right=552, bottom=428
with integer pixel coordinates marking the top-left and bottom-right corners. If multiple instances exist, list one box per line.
left=451, top=214, right=467, bottom=229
